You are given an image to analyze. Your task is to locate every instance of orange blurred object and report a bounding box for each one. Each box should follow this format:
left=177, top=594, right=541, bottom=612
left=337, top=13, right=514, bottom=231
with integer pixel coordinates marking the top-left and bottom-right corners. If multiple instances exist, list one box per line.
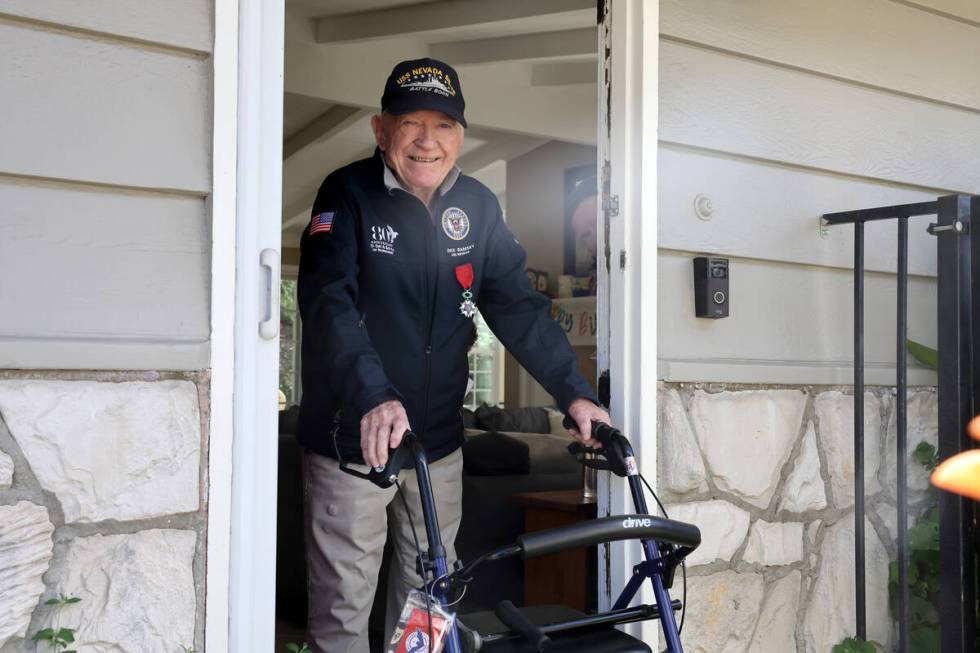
left=930, top=416, right=980, bottom=501
left=969, top=415, right=980, bottom=441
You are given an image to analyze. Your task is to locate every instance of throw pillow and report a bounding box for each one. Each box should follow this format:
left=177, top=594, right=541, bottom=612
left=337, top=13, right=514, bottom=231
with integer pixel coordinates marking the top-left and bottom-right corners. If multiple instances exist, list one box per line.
left=474, top=405, right=550, bottom=434
left=545, top=408, right=565, bottom=436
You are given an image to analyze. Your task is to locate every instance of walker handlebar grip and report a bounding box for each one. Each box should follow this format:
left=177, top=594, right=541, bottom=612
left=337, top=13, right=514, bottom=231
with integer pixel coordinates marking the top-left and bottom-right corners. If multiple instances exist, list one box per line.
left=517, top=515, right=701, bottom=559
left=338, top=431, right=415, bottom=489
left=494, top=600, right=551, bottom=652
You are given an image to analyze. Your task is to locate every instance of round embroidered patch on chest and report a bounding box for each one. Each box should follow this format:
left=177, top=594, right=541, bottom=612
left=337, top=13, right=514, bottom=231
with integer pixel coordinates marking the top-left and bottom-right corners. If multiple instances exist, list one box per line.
left=441, top=207, right=470, bottom=241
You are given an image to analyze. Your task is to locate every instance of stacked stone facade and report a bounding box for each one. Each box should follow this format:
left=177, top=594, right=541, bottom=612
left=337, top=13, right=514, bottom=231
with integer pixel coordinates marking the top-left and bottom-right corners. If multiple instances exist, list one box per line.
left=0, top=374, right=937, bottom=652
left=658, top=384, right=938, bottom=652
left=0, top=373, right=207, bottom=653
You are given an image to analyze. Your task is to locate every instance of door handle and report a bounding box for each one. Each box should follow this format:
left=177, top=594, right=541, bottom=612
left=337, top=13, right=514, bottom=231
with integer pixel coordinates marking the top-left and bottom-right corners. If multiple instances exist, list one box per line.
left=259, top=248, right=280, bottom=340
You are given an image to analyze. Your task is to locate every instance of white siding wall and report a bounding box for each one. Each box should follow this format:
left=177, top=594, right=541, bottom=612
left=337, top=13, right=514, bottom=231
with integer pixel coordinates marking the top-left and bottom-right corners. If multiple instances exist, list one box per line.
left=0, top=6, right=213, bottom=369
left=658, top=0, right=980, bottom=384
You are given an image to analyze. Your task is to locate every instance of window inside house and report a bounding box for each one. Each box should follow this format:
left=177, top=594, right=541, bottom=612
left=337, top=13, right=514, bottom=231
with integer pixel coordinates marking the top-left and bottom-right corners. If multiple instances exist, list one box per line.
left=463, top=312, right=502, bottom=409
left=279, top=278, right=300, bottom=409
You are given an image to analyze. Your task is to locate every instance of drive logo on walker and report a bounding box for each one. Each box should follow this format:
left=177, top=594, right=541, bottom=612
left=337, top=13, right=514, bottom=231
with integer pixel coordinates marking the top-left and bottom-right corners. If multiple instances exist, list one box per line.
left=370, top=223, right=399, bottom=255
left=623, top=517, right=653, bottom=528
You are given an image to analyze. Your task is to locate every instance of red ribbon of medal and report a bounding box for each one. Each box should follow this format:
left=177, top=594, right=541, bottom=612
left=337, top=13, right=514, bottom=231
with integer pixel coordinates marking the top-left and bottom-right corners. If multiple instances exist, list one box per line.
left=455, top=263, right=477, bottom=318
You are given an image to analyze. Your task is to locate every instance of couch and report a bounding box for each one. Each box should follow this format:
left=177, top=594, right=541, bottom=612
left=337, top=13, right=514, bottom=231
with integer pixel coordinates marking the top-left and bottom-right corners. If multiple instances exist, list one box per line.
left=275, top=405, right=584, bottom=634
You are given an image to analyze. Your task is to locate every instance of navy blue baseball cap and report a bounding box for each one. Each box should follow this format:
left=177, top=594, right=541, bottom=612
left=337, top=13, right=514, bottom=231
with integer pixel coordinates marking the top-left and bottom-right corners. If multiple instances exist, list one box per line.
left=381, top=58, right=467, bottom=128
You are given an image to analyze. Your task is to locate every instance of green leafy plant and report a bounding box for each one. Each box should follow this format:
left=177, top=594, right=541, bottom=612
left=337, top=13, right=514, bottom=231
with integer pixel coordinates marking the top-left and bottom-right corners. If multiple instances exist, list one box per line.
left=32, top=594, right=81, bottom=652
left=887, top=441, right=941, bottom=652
left=907, top=340, right=938, bottom=370
left=180, top=646, right=198, bottom=653
left=835, top=441, right=943, bottom=653
left=832, top=636, right=875, bottom=653
left=286, top=644, right=311, bottom=653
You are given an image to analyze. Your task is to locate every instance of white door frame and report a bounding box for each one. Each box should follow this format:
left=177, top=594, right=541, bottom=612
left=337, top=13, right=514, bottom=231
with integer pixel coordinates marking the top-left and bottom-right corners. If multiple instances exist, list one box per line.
left=206, top=0, right=658, bottom=647
left=597, top=0, right=659, bottom=643
left=207, top=0, right=285, bottom=650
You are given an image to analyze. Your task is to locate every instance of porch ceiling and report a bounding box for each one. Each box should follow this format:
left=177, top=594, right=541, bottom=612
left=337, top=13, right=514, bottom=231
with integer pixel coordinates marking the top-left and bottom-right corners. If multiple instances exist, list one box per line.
left=282, top=0, right=599, bottom=247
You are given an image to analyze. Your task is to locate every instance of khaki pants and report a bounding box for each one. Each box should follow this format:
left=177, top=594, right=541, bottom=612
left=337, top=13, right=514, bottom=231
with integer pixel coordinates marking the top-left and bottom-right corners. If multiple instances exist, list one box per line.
left=303, top=448, right=463, bottom=653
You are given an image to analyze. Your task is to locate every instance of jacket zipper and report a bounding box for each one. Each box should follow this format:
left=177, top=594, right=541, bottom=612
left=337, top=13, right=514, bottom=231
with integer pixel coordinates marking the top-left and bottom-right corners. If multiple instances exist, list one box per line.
left=420, top=204, right=439, bottom=439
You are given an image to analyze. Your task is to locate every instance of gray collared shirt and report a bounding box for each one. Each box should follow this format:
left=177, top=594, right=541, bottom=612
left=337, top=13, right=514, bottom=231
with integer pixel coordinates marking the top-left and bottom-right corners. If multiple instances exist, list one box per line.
left=381, top=154, right=461, bottom=198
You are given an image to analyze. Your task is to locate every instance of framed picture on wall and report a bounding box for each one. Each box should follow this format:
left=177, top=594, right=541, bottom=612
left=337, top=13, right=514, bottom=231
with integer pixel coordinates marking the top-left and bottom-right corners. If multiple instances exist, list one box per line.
left=563, top=164, right=599, bottom=278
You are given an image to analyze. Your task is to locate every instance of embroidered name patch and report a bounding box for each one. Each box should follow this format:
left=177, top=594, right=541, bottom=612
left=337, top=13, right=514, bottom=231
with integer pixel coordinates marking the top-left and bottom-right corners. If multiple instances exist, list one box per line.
left=441, top=207, right=470, bottom=241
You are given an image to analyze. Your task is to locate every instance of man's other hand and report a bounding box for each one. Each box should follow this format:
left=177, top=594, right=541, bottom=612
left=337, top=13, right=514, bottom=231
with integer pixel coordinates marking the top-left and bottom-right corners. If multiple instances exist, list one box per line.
left=360, top=400, right=411, bottom=468
left=566, top=398, right=611, bottom=449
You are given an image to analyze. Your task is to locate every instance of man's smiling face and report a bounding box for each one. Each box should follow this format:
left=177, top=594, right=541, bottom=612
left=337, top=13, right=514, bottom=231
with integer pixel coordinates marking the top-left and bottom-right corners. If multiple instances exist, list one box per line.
left=372, top=110, right=464, bottom=205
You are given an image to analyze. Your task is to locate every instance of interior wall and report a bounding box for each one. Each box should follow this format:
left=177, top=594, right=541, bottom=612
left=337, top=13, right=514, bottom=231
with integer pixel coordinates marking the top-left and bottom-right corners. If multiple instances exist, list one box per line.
left=504, top=141, right=598, bottom=407
left=505, top=141, right=598, bottom=295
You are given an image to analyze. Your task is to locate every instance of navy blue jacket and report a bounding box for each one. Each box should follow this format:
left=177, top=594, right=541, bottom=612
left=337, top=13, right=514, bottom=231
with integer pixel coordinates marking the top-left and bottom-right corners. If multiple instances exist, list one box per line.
left=297, top=150, right=597, bottom=463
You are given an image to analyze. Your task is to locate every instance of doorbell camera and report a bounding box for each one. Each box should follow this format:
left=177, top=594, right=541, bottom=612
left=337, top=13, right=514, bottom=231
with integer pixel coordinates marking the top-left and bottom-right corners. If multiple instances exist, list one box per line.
left=693, top=256, right=729, bottom=319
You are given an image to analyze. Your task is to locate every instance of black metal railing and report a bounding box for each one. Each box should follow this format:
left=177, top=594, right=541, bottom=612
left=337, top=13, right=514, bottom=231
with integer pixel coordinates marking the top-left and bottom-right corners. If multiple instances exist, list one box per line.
left=823, top=195, right=978, bottom=653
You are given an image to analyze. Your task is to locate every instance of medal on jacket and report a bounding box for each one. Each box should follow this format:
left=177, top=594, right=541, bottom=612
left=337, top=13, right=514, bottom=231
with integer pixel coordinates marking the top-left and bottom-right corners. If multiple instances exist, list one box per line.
left=455, top=263, right=477, bottom=318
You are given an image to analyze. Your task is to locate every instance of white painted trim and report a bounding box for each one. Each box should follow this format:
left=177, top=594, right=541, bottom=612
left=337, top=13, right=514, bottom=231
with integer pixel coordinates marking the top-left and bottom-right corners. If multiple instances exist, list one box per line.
left=228, top=0, right=284, bottom=650
left=205, top=0, right=238, bottom=649
left=599, top=0, right=659, bottom=644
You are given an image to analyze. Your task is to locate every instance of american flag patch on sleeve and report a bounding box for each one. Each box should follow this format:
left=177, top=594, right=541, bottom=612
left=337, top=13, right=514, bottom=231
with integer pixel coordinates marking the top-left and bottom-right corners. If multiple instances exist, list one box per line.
left=310, top=212, right=335, bottom=235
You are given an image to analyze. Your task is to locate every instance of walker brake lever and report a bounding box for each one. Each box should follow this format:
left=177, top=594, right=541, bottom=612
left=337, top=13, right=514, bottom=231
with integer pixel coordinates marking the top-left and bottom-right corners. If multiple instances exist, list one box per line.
left=567, top=442, right=618, bottom=472
left=562, top=416, right=636, bottom=477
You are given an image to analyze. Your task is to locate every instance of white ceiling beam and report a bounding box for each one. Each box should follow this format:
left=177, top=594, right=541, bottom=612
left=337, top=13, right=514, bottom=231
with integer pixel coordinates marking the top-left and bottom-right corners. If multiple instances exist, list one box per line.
left=315, top=0, right=595, bottom=44
left=282, top=192, right=317, bottom=231
left=430, top=28, right=597, bottom=66
left=531, top=62, right=597, bottom=86
left=285, top=39, right=597, bottom=145
left=282, top=145, right=376, bottom=230
left=284, top=105, right=369, bottom=159
left=457, top=135, right=548, bottom=175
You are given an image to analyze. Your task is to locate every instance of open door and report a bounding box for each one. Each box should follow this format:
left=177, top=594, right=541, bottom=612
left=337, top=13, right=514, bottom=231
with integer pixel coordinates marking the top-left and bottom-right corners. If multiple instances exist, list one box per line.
left=218, top=0, right=285, bottom=650
left=596, top=0, right=660, bottom=643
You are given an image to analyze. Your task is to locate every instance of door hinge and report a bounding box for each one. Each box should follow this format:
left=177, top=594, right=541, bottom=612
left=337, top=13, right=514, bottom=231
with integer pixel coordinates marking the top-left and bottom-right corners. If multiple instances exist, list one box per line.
left=603, top=194, right=620, bottom=217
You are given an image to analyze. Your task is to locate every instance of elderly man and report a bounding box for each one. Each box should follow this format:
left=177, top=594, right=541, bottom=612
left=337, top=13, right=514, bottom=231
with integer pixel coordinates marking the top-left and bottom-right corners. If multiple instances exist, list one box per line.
left=296, top=57, right=610, bottom=653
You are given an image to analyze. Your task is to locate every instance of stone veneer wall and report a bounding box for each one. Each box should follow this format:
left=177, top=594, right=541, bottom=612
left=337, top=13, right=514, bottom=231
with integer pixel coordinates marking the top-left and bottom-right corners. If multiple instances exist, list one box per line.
left=0, top=372, right=207, bottom=653
left=658, top=383, right=938, bottom=653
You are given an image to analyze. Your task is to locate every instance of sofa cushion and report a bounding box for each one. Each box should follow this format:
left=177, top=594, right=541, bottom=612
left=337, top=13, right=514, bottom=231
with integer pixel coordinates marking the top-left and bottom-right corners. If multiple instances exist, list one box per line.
left=502, top=432, right=580, bottom=475
left=474, top=405, right=550, bottom=433
left=462, top=431, right=530, bottom=476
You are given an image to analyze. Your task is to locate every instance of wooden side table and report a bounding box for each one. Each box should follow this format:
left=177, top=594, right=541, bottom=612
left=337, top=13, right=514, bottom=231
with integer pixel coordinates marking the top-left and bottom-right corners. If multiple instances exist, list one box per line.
left=508, top=489, right=598, bottom=612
